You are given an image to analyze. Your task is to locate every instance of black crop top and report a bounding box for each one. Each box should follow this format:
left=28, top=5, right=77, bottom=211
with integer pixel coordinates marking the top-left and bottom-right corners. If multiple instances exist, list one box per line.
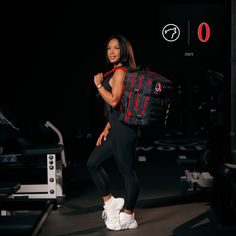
left=102, top=66, right=130, bottom=123
left=102, top=72, right=119, bottom=122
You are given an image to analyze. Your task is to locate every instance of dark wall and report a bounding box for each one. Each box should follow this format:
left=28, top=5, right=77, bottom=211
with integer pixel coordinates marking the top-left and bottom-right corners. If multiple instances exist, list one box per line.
left=231, top=0, right=236, bottom=163
left=2, top=0, right=229, bottom=146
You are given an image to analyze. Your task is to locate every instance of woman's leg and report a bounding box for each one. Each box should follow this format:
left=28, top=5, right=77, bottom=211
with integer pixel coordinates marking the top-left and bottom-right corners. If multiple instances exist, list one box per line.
left=115, top=152, right=139, bottom=212
left=111, top=123, right=139, bottom=213
left=87, top=134, right=125, bottom=231
left=111, top=122, right=139, bottom=230
left=87, top=135, right=113, bottom=198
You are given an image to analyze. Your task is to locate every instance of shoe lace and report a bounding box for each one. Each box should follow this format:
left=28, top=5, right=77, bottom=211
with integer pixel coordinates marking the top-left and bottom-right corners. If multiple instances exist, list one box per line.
left=102, top=209, right=120, bottom=224
left=102, top=210, right=107, bottom=220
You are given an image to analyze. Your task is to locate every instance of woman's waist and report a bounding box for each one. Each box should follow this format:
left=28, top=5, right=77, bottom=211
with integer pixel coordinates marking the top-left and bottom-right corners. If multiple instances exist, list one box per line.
left=109, top=115, right=138, bottom=132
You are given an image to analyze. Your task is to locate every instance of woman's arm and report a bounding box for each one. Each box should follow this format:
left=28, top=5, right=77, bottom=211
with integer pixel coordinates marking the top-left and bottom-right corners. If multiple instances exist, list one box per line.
left=94, top=69, right=126, bottom=108
left=96, top=122, right=111, bottom=146
left=104, top=121, right=111, bottom=131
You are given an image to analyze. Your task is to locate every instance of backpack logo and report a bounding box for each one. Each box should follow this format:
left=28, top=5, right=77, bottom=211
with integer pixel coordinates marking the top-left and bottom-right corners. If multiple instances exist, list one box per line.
left=154, top=82, right=162, bottom=95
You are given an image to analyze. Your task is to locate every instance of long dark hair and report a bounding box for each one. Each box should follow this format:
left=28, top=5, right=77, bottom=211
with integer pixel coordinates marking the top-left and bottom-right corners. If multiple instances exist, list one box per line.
left=106, top=35, right=136, bottom=70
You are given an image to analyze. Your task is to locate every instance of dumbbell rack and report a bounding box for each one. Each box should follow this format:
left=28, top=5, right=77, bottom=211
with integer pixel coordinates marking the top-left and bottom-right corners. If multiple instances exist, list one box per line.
left=0, top=120, right=66, bottom=203
left=14, top=154, right=63, bottom=200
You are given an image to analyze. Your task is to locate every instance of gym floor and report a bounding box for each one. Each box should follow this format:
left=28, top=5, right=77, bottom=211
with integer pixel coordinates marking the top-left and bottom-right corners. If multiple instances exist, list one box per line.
left=39, top=146, right=236, bottom=236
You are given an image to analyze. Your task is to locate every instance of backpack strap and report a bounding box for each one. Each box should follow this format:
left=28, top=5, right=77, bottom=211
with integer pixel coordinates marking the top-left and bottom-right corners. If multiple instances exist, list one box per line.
left=104, top=66, right=128, bottom=78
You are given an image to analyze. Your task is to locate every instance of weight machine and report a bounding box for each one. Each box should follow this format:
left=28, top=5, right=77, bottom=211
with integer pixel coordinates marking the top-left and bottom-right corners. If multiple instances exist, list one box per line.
left=0, top=108, right=67, bottom=235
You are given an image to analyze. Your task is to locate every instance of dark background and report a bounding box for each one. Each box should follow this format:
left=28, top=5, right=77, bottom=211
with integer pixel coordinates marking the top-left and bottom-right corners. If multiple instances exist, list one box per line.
left=2, top=0, right=230, bottom=161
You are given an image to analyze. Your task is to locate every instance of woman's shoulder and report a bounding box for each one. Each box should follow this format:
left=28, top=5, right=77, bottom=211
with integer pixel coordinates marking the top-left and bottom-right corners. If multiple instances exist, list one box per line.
left=104, top=66, right=127, bottom=78
left=104, top=66, right=134, bottom=79
left=112, top=70, right=126, bottom=82
left=114, top=66, right=136, bottom=75
left=114, top=66, right=130, bottom=72
left=113, top=67, right=128, bottom=77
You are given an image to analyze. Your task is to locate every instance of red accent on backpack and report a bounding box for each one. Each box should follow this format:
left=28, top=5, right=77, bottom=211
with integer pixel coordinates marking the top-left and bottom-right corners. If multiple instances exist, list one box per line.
left=103, top=67, right=173, bottom=126
left=119, top=70, right=173, bottom=126
left=103, top=67, right=128, bottom=78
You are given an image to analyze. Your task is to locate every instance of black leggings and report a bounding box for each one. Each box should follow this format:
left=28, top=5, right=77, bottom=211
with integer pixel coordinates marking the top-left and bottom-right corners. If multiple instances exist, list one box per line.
left=87, top=120, right=139, bottom=211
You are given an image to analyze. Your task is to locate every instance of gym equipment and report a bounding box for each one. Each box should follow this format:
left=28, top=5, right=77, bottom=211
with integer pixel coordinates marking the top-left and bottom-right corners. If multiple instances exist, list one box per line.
left=210, top=0, right=236, bottom=226
left=177, top=69, right=223, bottom=191
left=177, top=65, right=236, bottom=226
left=0, top=120, right=66, bottom=201
left=0, top=111, right=19, bottom=131
left=0, top=109, right=67, bottom=235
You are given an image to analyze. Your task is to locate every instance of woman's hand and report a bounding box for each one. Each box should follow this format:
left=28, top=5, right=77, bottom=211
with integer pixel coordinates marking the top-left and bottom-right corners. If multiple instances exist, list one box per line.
left=96, top=128, right=109, bottom=146
left=94, top=73, right=104, bottom=87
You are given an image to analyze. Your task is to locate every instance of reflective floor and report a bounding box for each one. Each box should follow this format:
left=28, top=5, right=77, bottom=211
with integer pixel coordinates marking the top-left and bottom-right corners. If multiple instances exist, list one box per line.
left=39, top=146, right=236, bottom=236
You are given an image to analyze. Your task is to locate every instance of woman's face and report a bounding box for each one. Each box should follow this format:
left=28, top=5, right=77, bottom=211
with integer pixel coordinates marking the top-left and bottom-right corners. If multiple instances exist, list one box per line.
left=107, top=39, right=121, bottom=65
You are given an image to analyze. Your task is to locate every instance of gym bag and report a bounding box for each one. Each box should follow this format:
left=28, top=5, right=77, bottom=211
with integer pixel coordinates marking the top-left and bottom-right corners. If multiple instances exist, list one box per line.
left=104, top=66, right=173, bottom=127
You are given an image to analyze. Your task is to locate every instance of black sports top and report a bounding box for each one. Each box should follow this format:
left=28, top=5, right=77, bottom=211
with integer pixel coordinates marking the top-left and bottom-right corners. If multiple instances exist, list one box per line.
left=102, top=66, right=128, bottom=124
left=102, top=71, right=118, bottom=123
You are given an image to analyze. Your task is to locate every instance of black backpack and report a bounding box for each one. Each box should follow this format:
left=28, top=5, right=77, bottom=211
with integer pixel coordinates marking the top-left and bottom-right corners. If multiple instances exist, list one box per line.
left=104, top=67, right=173, bottom=127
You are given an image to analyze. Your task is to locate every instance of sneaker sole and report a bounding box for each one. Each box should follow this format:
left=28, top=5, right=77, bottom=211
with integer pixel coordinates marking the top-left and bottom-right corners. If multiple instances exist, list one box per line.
left=107, top=225, right=122, bottom=231
left=128, top=221, right=138, bottom=229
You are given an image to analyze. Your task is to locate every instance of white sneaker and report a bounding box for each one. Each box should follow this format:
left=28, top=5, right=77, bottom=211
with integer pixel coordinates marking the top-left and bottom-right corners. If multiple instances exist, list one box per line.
left=102, top=196, right=124, bottom=230
left=119, top=212, right=138, bottom=230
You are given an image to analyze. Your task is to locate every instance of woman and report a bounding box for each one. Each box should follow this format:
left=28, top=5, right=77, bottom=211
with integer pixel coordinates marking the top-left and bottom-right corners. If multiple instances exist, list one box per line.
left=87, top=35, right=139, bottom=231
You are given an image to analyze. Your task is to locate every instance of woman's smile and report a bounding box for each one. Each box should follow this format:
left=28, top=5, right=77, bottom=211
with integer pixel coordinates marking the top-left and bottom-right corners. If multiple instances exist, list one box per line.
left=109, top=55, right=117, bottom=61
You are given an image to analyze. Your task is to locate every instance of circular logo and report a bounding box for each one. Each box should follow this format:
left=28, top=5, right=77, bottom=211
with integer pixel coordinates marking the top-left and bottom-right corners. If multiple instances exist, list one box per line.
left=162, top=24, right=180, bottom=42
